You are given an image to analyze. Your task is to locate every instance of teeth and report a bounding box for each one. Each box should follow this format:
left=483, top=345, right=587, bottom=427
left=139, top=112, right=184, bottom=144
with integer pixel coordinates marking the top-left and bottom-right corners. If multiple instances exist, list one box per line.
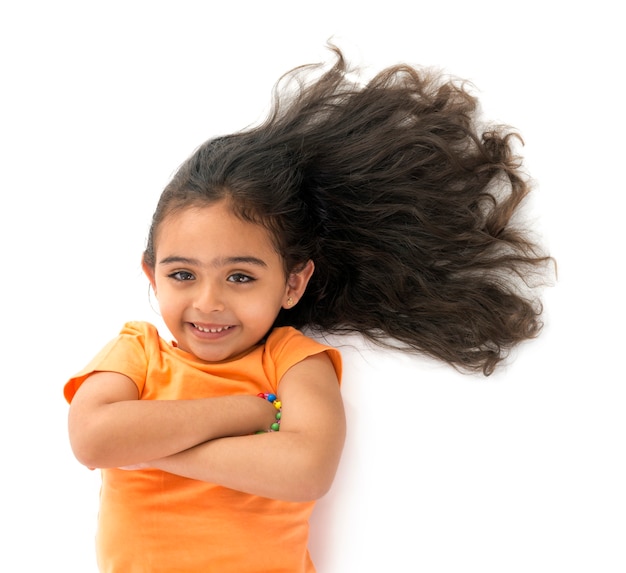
left=194, top=324, right=231, bottom=333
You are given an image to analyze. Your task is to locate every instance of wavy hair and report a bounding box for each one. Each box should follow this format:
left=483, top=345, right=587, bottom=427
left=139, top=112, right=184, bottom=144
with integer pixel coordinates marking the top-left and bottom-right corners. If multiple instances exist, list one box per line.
left=144, top=46, right=554, bottom=375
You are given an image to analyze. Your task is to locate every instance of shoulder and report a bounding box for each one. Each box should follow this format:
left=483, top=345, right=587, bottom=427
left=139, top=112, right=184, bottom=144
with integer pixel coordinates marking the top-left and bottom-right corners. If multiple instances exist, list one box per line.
left=265, top=326, right=334, bottom=356
left=119, top=320, right=160, bottom=341
left=64, top=321, right=163, bottom=403
left=264, top=327, right=342, bottom=382
left=114, top=321, right=175, bottom=355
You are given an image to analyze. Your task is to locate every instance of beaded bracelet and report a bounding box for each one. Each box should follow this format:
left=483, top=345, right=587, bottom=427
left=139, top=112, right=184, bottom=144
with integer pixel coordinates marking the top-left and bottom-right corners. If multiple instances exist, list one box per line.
left=256, top=392, right=282, bottom=433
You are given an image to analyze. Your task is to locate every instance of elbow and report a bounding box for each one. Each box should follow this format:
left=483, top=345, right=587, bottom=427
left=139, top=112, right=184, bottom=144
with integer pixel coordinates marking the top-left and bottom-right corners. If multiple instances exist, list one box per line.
left=287, top=463, right=340, bottom=502
left=69, top=433, right=104, bottom=469
left=290, top=435, right=345, bottom=502
left=68, top=418, right=117, bottom=469
left=300, top=480, right=333, bottom=503
left=308, top=466, right=338, bottom=500
left=290, top=477, right=334, bottom=503
left=71, top=441, right=121, bottom=470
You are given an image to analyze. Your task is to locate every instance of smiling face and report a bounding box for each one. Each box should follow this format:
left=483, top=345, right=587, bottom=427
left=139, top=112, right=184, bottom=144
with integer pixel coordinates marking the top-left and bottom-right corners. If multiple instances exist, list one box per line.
left=143, top=200, right=314, bottom=362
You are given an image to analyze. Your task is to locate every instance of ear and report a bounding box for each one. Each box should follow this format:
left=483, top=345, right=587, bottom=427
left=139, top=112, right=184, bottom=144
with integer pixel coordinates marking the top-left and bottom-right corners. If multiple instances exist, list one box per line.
left=283, top=260, right=315, bottom=309
left=141, top=257, right=157, bottom=294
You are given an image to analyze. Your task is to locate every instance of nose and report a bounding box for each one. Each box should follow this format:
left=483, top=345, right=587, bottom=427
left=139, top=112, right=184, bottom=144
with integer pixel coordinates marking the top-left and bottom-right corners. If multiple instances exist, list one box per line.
left=192, top=281, right=225, bottom=313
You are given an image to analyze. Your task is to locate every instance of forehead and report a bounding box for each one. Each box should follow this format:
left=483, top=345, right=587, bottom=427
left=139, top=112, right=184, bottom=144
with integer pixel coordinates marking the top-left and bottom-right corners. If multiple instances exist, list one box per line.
left=155, top=203, right=281, bottom=263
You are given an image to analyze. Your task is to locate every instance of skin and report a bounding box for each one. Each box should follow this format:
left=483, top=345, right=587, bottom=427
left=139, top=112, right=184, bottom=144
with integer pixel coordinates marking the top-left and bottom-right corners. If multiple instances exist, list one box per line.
left=68, top=200, right=346, bottom=502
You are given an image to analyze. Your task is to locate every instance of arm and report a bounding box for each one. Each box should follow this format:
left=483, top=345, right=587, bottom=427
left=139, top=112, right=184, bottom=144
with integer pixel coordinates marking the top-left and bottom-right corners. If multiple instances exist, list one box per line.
left=144, top=352, right=346, bottom=502
left=67, top=371, right=277, bottom=469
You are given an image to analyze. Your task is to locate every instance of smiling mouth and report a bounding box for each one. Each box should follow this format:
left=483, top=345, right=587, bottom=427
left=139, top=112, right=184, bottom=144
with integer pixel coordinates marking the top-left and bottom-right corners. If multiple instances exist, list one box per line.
left=192, top=324, right=233, bottom=334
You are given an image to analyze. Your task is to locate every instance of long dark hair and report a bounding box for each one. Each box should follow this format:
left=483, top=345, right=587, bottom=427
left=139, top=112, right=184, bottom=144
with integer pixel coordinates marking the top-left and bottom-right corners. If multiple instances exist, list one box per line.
left=144, top=46, right=554, bottom=375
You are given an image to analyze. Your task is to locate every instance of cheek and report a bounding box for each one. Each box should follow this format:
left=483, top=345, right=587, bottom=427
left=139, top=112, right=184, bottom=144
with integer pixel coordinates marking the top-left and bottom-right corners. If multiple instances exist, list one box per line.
left=240, top=289, right=286, bottom=320
left=153, top=283, right=183, bottom=311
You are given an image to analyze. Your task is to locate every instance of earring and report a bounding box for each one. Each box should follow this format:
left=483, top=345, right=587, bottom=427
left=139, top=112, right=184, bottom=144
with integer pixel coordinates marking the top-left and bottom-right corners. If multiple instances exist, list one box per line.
left=286, top=296, right=294, bottom=307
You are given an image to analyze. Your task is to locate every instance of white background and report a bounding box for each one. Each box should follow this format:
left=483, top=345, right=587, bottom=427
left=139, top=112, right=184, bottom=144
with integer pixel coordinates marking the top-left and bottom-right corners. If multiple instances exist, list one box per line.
left=1, top=1, right=624, bottom=571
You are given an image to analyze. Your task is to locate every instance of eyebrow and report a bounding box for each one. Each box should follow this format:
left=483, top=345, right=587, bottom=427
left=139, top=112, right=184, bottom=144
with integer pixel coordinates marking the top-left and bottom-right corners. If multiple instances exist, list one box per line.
left=157, top=255, right=268, bottom=268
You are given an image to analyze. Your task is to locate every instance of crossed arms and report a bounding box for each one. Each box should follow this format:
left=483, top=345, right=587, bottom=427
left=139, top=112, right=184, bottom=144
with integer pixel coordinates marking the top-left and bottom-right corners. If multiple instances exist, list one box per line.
left=68, top=352, right=345, bottom=502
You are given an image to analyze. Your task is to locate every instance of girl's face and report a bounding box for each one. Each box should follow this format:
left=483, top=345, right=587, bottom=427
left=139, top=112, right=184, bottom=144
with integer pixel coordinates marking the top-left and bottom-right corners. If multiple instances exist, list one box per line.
left=143, top=200, right=313, bottom=362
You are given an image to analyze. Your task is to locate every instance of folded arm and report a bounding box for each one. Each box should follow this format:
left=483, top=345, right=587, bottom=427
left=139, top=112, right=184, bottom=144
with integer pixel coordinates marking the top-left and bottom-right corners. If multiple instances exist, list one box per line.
left=141, top=352, right=346, bottom=502
left=67, top=372, right=277, bottom=469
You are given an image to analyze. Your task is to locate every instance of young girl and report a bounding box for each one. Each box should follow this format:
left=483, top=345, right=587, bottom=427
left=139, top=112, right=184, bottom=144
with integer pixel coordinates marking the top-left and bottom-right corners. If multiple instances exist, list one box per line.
left=65, top=46, right=552, bottom=572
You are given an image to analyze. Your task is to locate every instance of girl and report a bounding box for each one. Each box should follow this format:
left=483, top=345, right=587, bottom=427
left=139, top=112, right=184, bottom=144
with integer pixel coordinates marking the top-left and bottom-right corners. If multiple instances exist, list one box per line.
left=65, top=46, right=552, bottom=572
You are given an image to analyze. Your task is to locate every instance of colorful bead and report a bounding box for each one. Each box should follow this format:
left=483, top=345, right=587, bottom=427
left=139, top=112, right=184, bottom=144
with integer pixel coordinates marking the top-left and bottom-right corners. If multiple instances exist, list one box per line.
left=257, top=392, right=282, bottom=432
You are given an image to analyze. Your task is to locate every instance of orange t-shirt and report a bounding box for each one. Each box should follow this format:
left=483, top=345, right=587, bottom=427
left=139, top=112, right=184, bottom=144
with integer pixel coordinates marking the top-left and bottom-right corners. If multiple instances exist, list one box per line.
left=64, top=321, right=342, bottom=573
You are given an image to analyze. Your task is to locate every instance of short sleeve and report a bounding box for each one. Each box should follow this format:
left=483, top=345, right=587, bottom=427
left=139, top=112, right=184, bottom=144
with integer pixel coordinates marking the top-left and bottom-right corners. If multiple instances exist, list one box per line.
left=63, top=322, right=153, bottom=403
left=263, top=327, right=342, bottom=387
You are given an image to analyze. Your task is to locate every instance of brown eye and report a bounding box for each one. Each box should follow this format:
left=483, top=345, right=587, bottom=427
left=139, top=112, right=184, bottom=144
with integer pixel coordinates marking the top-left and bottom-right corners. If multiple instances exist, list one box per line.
left=169, top=271, right=195, bottom=281
left=228, top=273, right=254, bottom=284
